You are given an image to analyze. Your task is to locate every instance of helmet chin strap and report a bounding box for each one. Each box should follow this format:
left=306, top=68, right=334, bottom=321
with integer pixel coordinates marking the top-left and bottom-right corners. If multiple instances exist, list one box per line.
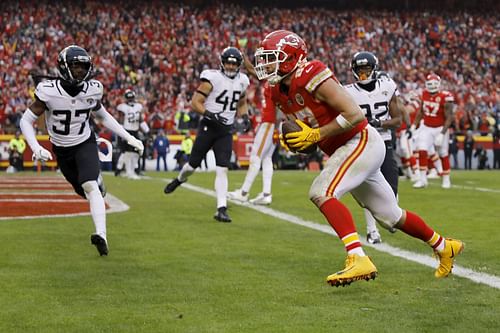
left=271, top=55, right=305, bottom=84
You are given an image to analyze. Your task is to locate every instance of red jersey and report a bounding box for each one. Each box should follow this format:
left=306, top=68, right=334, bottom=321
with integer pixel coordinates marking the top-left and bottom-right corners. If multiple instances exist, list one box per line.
left=261, top=83, right=277, bottom=124
left=270, top=60, right=367, bottom=156
left=397, top=97, right=420, bottom=133
left=421, top=90, right=454, bottom=127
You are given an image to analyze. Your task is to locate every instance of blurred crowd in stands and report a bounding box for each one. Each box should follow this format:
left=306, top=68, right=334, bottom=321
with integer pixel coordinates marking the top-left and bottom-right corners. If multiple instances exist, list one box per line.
left=0, top=1, right=498, bottom=139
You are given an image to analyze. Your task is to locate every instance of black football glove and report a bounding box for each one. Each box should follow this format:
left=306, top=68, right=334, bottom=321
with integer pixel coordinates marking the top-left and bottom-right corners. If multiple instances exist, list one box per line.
left=204, top=111, right=228, bottom=125
left=368, top=118, right=382, bottom=128
left=241, top=114, right=251, bottom=133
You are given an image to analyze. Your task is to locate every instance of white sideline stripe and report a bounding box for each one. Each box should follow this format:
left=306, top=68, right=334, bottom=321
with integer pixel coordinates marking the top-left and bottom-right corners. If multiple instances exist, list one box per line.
left=0, top=193, right=129, bottom=220
left=105, top=193, right=130, bottom=214
left=450, top=184, right=500, bottom=194
left=162, top=178, right=500, bottom=290
left=424, top=180, right=500, bottom=194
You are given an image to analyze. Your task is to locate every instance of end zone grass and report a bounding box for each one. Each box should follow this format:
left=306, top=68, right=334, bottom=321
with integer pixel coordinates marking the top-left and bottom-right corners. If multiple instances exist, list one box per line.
left=1, top=170, right=499, bottom=332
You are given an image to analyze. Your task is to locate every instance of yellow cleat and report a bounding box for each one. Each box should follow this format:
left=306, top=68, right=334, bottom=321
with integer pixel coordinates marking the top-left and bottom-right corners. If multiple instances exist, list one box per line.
left=434, top=238, right=464, bottom=278
left=326, top=254, right=378, bottom=287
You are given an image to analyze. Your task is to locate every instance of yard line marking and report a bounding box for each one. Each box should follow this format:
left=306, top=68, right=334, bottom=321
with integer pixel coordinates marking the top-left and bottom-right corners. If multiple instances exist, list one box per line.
left=421, top=180, right=500, bottom=194
left=450, top=184, right=500, bottom=194
left=162, top=178, right=500, bottom=290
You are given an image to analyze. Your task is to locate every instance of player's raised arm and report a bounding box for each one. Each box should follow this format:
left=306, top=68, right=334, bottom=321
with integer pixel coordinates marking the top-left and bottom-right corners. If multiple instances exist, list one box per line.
left=19, top=96, right=53, bottom=161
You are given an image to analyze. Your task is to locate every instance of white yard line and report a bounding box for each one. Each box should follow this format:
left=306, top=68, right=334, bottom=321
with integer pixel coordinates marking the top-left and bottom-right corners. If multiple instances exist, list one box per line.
left=449, top=184, right=500, bottom=194
left=421, top=180, right=500, bottom=194
left=162, top=178, right=500, bottom=290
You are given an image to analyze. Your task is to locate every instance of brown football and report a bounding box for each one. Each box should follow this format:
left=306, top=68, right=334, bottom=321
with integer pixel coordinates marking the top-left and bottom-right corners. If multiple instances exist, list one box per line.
left=280, top=120, right=318, bottom=154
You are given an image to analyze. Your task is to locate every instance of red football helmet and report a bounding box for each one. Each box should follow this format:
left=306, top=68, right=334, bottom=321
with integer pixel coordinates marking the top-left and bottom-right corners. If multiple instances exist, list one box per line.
left=254, top=30, right=307, bottom=84
left=425, top=73, right=441, bottom=93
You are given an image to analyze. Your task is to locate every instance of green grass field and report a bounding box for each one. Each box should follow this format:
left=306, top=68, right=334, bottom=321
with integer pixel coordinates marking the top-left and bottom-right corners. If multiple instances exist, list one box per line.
left=1, top=170, right=500, bottom=332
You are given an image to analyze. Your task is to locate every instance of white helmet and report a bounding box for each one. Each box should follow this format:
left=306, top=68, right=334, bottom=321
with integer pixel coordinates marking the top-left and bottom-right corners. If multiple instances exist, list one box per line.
left=425, top=73, right=441, bottom=93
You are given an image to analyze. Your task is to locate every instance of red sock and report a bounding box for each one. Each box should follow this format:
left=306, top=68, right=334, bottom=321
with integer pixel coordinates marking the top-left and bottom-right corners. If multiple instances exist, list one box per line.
left=399, top=210, right=435, bottom=242
left=409, top=156, right=417, bottom=169
left=427, top=156, right=434, bottom=169
left=418, top=150, right=428, bottom=172
left=319, top=198, right=361, bottom=252
left=441, top=155, right=450, bottom=175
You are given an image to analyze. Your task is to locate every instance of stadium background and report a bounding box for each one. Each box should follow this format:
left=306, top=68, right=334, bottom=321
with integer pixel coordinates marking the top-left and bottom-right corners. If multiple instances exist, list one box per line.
left=1, top=1, right=500, bottom=332
left=0, top=0, right=498, bottom=170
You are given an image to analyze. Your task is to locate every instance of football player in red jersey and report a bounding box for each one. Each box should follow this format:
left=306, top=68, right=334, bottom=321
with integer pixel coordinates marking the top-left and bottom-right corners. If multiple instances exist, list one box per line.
left=254, top=30, right=463, bottom=286
left=228, top=57, right=278, bottom=205
left=396, top=91, right=420, bottom=182
left=412, top=74, right=454, bottom=189
left=228, top=83, right=277, bottom=205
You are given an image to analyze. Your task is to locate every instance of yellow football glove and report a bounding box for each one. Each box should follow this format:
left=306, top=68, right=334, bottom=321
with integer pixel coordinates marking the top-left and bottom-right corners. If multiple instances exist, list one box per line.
left=279, top=134, right=291, bottom=152
left=285, top=119, right=321, bottom=150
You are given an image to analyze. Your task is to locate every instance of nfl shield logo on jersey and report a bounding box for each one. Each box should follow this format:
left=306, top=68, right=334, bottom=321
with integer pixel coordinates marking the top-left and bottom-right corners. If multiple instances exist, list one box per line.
left=295, top=93, right=304, bottom=106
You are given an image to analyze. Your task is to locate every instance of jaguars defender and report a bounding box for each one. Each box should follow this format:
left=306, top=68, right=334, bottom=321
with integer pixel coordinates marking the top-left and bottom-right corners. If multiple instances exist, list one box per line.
left=20, top=45, right=144, bottom=256
left=344, top=52, right=403, bottom=244
left=115, top=89, right=149, bottom=179
left=164, top=47, right=249, bottom=222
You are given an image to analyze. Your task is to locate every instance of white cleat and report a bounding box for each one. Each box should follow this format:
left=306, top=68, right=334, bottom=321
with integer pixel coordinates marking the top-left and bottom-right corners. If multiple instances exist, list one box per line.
left=249, top=193, right=272, bottom=205
left=427, top=168, right=439, bottom=179
left=442, top=176, right=451, bottom=189
left=227, top=189, right=249, bottom=202
left=410, top=173, right=420, bottom=183
left=413, top=180, right=428, bottom=189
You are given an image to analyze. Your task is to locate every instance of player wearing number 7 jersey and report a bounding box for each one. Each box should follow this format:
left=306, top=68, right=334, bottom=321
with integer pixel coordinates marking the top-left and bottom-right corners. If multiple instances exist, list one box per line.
left=164, top=46, right=250, bottom=223
left=20, top=45, right=144, bottom=256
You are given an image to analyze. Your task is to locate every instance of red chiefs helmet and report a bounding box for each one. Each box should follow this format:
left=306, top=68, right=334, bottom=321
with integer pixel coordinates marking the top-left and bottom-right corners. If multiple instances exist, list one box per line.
left=425, top=73, right=441, bottom=93
left=254, top=30, right=307, bottom=84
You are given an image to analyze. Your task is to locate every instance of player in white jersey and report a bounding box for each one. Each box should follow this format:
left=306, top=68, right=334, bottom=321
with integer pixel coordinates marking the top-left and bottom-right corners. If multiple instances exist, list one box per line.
left=19, top=45, right=144, bottom=256
left=344, top=52, right=403, bottom=244
left=228, top=57, right=277, bottom=205
left=115, top=89, right=149, bottom=179
left=164, top=47, right=250, bottom=222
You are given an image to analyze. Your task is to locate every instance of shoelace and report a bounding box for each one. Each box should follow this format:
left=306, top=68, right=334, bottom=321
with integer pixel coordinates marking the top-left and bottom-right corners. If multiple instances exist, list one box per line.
left=344, top=255, right=356, bottom=269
